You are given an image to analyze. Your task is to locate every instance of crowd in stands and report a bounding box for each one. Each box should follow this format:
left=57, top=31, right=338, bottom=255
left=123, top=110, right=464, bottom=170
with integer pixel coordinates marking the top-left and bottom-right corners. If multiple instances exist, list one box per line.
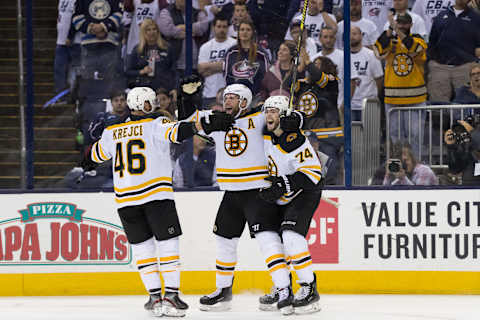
left=54, top=0, right=480, bottom=188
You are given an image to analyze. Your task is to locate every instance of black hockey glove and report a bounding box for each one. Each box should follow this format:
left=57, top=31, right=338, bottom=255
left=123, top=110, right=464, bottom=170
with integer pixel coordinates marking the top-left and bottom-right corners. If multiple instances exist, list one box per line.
left=259, top=176, right=291, bottom=203
left=200, top=111, right=235, bottom=134
left=280, top=110, right=305, bottom=132
left=180, top=74, right=203, bottom=96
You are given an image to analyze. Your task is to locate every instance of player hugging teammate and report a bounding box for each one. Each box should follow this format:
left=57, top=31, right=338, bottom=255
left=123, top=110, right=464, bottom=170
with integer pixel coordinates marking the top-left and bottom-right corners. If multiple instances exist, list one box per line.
left=179, top=75, right=322, bottom=315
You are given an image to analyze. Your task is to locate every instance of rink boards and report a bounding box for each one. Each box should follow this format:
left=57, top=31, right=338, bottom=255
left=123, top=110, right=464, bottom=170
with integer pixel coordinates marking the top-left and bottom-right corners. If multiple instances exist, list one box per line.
left=0, top=189, right=479, bottom=296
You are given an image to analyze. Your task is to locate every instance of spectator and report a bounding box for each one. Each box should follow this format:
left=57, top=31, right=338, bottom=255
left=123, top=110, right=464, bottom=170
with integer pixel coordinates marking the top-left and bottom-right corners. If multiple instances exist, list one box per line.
left=362, top=0, right=392, bottom=34
left=285, top=0, right=338, bottom=47
left=198, top=14, right=236, bottom=108
left=123, top=0, right=167, bottom=56
left=312, top=27, right=344, bottom=108
left=126, top=19, right=177, bottom=96
left=155, top=87, right=177, bottom=119
left=453, top=63, right=480, bottom=106
left=72, top=0, right=123, bottom=81
left=350, top=26, right=384, bottom=121
left=173, top=135, right=216, bottom=188
left=224, top=18, right=269, bottom=96
left=470, top=0, right=480, bottom=13
left=336, top=0, right=379, bottom=49
left=158, top=0, right=209, bottom=75
left=383, top=141, right=439, bottom=185
left=289, top=20, right=318, bottom=59
left=203, top=0, right=233, bottom=22
left=259, top=41, right=299, bottom=100
left=383, top=0, right=427, bottom=40
left=444, top=119, right=480, bottom=186
left=227, top=0, right=250, bottom=38
left=375, top=13, right=427, bottom=157
left=412, top=0, right=453, bottom=37
left=54, top=0, right=79, bottom=99
left=427, top=0, right=480, bottom=102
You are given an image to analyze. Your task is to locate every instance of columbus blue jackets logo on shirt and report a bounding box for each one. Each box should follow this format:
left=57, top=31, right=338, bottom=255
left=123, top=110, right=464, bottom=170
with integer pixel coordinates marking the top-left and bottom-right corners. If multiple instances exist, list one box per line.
left=224, top=127, right=248, bottom=157
left=232, top=60, right=260, bottom=82
left=393, top=53, right=413, bottom=77
left=297, top=92, right=318, bottom=118
left=89, top=0, right=111, bottom=20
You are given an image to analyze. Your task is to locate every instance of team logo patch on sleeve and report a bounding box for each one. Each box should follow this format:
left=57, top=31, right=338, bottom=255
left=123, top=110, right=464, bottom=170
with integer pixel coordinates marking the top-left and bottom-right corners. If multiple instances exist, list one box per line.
left=224, top=128, right=248, bottom=157
left=286, top=133, right=298, bottom=143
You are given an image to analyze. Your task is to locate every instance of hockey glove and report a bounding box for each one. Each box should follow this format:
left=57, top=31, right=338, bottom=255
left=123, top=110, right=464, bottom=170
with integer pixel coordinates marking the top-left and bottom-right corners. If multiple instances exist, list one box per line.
left=280, top=110, right=305, bottom=132
left=259, top=176, right=291, bottom=203
left=200, top=111, right=235, bottom=134
left=180, top=74, right=203, bottom=96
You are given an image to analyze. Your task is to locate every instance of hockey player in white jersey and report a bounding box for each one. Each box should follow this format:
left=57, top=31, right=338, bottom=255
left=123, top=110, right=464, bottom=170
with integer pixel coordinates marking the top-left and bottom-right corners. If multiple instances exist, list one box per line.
left=178, top=77, right=305, bottom=313
left=89, top=87, right=234, bottom=317
left=258, top=95, right=322, bottom=315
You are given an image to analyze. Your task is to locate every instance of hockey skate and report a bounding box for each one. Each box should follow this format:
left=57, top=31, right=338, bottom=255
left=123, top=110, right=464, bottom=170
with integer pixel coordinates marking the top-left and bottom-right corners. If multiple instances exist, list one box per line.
left=162, top=291, right=189, bottom=317
left=293, top=274, right=321, bottom=314
left=144, top=293, right=162, bottom=317
left=277, top=286, right=294, bottom=315
left=199, top=286, right=232, bottom=311
left=259, top=286, right=279, bottom=311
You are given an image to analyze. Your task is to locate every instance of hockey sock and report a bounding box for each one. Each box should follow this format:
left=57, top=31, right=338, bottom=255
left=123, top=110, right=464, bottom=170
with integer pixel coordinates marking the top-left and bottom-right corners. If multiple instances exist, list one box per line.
left=156, top=236, right=180, bottom=291
left=255, top=231, right=290, bottom=289
left=215, top=235, right=239, bottom=288
left=282, top=230, right=314, bottom=284
left=131, top=237, right=161, bottom=295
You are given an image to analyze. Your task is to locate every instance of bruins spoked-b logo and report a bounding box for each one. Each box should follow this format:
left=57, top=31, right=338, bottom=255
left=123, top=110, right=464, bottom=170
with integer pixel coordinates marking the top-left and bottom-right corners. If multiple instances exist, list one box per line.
left=224, top=127, right=248, bottom=157
left=297, top=92, right=318, bottom=118
left=267, top=155, right=278, bottom=176
left=393, top=53, right=413, bottom=77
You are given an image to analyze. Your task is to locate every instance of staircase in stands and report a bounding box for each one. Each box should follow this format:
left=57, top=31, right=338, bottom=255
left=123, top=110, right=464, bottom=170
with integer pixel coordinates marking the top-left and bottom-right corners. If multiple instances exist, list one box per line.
left=0, top=0, right=79, bottom=189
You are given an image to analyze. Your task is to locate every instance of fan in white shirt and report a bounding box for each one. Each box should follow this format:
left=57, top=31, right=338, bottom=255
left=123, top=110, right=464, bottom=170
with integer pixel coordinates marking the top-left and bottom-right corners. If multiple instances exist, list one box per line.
left=362, top=0, right=393, bottom=33
left=336, top=0, right=379, bottom=49
left=312, top=27, right=344, bottom=109
left=412, top=0, right=453, bottom=36
left=349, top=26, right=384, bottom=120
left=198, top=16, right=236, bottom=104
left=383, top=0, right=427, bottom=39
left=285, top=0, right=338, bottom=47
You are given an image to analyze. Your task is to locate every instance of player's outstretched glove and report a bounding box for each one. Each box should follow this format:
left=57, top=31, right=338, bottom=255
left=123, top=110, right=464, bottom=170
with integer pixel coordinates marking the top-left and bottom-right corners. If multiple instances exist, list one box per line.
left=180, top=74, right=203, bottom=96
left=200, top=111, right=235, bottom=134
left=280, top=110, right=305, bottom=132
left=259, top=176, right=290, bottom=203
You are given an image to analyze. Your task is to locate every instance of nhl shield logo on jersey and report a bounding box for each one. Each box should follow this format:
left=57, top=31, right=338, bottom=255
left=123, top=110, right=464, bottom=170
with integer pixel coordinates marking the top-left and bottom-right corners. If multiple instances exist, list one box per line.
left=297, top=92, right=318, bottom=118
left=267, top=155, right=278, bottom=176
left=89, top=0, right=111, bottom=20
left=393, top=53, right=414, bottom=77
left=224, top=128, right=248, bottom=157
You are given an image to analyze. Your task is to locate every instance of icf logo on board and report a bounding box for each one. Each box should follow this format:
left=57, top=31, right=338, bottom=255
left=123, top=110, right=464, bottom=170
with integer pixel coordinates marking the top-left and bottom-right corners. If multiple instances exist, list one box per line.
left=307, top=198, right=339, bottom=263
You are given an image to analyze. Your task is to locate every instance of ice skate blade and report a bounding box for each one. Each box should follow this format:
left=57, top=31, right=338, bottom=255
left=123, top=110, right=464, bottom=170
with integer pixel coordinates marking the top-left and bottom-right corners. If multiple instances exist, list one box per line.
left=259, top=303, right=278, bottom=311
left=294, top=302, right=321, bottom=315
left=148, top=305, right=163, bottom=317
left=280, top=305, right=294, bottom=316
left=162, top=304, right=185, bottom=317
left=199, top=301, right=231, bottom=312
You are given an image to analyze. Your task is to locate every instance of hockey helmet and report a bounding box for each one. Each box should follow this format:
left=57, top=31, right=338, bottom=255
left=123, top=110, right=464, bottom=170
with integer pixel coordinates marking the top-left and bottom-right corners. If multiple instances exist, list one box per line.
left=223, top=83, right=252, bottom=117
left=263, top=95, right=289, bottom=116
left=127, top=87, right=156, bottom=114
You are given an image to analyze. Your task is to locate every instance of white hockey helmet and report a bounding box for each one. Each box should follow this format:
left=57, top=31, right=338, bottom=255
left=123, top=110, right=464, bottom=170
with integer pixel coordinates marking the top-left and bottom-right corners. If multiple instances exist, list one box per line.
left=263, top=95, right=289, bottom=116
left=127, top=87, right=156, bottom=113
left=223, top=83, right=252, bottom=117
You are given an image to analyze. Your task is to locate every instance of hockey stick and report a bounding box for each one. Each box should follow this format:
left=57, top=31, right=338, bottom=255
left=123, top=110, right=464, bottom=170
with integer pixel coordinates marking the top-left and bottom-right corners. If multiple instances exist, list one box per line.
left=287, top=0, right=310, bottom=115
left=321, top=196, right=340, bottom=208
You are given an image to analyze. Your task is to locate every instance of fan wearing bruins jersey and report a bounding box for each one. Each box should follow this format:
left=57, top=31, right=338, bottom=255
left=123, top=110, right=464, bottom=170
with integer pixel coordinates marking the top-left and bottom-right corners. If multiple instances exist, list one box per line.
left=295, top=55, right=343, bottom=185
left=177, top=77, right=305, bottom=312
left=89, top=87, right=234, bottom=317
left=258, top=96, right=322, bottom=315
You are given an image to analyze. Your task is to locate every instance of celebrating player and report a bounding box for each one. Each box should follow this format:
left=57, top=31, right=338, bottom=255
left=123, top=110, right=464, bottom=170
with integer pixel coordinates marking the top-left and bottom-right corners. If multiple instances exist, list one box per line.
left=87, top=87, right=234, bottom=317
left=259, top=95, right=322, bottom=315
left=178, top=77, right=305, bottom=313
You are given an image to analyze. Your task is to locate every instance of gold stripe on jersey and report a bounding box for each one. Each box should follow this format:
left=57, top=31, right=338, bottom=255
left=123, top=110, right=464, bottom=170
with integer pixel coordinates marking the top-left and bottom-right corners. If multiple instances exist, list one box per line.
left=309, top=127, right=344, bottom=139
left=114, top=176, right=173, bottom=193
left=91, top=141, right=109, bottom=163
left=239, top=111, right=262, bottom=119
left=106, top=118, right=154, bottom=130
left=115, top=187, right=173, bottom=204
left=299, top=168, right=322, bottom=183
left=216, top=165, right=268, bottom=183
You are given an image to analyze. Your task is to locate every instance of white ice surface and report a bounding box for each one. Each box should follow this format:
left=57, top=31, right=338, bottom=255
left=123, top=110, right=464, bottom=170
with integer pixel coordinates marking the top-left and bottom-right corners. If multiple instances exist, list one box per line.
left=0, top=294, right=479, bottom=320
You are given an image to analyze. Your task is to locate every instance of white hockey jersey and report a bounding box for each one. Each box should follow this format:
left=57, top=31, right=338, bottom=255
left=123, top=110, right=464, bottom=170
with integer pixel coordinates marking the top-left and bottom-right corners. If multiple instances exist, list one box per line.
left=125, top=0, right=163, bottom=55
left=263, top=133, right=322, bottom=205
left=91, top=117, right=181, bottom=208
left=196, top=109, right=270, bottom=191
